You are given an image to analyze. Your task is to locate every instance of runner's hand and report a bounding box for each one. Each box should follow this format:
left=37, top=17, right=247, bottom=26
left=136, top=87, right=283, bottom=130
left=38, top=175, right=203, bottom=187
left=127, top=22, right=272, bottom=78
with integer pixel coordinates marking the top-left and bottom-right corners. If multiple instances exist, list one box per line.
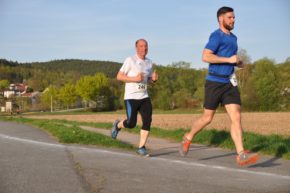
left=228, top=55, right=239, bottom=64
left=152, top=70, right=158, bottom=82
left=134, top=73, right=144, bottom=82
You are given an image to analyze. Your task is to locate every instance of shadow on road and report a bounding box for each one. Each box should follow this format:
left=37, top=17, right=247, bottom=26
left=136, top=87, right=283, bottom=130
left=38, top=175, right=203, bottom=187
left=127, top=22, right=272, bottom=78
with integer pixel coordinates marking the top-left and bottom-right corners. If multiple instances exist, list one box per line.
left=199, top=152, right=236, bottom=161
left=150, top=145, right=209, bottom=157
left=249, top=157, right=281, bottom=168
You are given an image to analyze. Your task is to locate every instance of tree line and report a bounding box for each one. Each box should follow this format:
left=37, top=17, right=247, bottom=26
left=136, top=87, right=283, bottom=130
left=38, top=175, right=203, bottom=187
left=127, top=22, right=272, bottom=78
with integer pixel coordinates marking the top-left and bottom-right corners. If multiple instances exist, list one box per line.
left=0, top=55, right=289, bottom=112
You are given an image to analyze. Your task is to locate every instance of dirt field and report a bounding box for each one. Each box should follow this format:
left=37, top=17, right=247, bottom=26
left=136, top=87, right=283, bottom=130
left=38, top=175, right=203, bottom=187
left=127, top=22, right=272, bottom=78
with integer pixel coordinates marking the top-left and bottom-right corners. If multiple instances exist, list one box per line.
left=25, top=112, right=290, bottom=136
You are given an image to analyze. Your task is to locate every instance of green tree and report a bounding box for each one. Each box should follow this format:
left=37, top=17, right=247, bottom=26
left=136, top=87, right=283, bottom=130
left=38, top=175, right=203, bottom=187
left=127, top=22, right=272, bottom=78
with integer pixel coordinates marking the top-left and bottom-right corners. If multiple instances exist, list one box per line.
left=59, top=82, right=78, bottom=109
left=76, top=73, right=110, bottom=108
left=154, top=89, right=172, bottom=110
left=277, top=60, right=290, bottom=110
left=41, top=85, right=59, bottom=111
left=76, top=76, right=96, bottom=103
left=109, top=79, right=123, bottom=110
left=175, top=69, right=197, bottom=95
left=168, top=61, right=191, bottom=69
left=150, top=68, right=174, bottom=110
left=241, top=75, right=259, bottom=111
left=253, top=58, right=280, bottom=111
left=193, top=69, right=207, bottom=107
left=0, top=79, right=9, bottom=90
left=172, top=88, right=192, bottom=108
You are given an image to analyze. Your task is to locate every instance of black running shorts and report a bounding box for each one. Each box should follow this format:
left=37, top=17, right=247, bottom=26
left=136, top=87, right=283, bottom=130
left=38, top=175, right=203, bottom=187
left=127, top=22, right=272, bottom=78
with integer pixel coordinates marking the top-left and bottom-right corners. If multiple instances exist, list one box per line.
left=123, top=97, right=152, bottom=131
left=204, top=80, right=241, bottom=110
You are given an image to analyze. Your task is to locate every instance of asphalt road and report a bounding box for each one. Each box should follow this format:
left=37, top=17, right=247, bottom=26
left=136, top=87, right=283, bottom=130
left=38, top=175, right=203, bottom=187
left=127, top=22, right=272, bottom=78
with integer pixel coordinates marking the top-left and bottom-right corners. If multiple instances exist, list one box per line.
left=0, top=121, right=290, bottom=193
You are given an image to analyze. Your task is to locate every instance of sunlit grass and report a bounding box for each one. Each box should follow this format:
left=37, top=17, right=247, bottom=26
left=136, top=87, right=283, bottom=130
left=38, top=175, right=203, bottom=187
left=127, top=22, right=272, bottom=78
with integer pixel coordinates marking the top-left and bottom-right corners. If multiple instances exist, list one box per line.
left=1, top=116, right=289, bottom=159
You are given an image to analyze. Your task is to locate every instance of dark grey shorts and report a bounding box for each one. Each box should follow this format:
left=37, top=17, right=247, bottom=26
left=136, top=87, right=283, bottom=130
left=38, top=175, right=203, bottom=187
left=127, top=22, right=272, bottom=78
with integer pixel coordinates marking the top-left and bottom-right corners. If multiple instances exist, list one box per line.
left=204, top=80, right=241, bottom=110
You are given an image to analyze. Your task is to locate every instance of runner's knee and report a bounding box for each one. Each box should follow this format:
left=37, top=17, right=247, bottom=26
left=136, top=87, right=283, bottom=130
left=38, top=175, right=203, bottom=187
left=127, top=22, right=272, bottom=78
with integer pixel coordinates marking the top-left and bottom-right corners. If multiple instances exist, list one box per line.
left=229, top=111, right=241, bottom=125
left=201, top=115, right=213, bottom=125
left=141, top=114, right=152, bottom=131
left=123, top=120, right=136, bottom=129
left=141, top=120, right=151, bottom=131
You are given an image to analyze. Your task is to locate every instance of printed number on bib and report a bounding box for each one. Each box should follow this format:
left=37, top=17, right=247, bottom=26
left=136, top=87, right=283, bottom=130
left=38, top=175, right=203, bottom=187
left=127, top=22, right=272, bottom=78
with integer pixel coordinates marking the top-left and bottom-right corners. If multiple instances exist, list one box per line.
left=230, top=73, right=238, bottom=87
left=137, top=83, right=147, bottom=91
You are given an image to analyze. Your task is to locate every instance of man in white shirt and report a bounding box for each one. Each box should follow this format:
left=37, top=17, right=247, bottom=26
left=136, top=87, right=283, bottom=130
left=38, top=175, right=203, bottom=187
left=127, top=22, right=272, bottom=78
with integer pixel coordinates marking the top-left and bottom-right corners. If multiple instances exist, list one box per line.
left=111, top=39, right=158, bottom=156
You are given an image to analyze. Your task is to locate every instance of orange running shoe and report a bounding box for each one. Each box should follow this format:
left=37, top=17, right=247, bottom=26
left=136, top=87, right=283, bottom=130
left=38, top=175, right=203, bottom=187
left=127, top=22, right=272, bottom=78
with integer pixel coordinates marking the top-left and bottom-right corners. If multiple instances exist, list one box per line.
left=179, top=135, right=191, bottom=156
left=236, top=150, right=259, bottom=166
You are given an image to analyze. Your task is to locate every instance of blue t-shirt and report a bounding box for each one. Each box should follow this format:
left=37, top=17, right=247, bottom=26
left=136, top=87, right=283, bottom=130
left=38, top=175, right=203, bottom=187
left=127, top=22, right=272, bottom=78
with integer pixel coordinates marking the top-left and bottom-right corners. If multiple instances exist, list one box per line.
left=205, top=29, right=238, bottom=83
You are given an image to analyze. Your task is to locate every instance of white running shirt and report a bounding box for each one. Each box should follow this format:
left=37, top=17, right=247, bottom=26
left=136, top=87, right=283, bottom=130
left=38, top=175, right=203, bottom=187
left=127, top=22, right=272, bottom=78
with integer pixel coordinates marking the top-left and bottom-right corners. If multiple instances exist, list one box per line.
left=119, top=55, right=153, bottom=100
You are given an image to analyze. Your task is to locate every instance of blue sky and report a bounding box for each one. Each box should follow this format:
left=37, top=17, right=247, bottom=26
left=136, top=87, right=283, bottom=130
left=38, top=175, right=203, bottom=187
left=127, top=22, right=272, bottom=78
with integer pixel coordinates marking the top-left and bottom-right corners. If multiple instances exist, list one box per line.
left=1, top=0, right=289, bottom=68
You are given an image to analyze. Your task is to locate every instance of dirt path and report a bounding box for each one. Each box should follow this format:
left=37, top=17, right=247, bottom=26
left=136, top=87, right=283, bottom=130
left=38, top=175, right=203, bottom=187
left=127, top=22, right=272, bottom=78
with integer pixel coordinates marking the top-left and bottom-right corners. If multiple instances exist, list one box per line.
left=25, top=112, right=290, bottom=136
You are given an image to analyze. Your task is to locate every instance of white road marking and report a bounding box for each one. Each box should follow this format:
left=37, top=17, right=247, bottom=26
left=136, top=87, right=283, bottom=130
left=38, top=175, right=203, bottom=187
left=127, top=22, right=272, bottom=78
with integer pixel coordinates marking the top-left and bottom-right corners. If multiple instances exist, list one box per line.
left=1, top=133, right=290, bottom=181
left=0, top=134, right=65, bottom=148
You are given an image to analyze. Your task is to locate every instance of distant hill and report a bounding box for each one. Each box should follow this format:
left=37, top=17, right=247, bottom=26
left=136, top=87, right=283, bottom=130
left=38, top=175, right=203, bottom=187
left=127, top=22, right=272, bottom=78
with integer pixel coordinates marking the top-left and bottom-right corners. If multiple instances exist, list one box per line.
left=26, top=59, right=122, bottom=77
left=0, top=59, right=122, bottom=78
left=0, top=59, right=20, bottom=67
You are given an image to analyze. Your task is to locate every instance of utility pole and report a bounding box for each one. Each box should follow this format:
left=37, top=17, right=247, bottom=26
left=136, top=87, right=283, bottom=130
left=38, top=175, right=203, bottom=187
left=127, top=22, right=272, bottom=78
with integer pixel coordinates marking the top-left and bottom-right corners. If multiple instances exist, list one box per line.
left=50, top=95, right=53, bottom=112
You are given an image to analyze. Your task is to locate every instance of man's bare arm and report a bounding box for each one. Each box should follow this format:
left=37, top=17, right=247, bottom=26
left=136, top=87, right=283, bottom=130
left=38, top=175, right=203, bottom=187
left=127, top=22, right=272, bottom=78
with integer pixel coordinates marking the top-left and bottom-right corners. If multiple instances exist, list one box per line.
left=116, top=71, right=143, bottom=83
left=202, top=48, right=239, bottom=64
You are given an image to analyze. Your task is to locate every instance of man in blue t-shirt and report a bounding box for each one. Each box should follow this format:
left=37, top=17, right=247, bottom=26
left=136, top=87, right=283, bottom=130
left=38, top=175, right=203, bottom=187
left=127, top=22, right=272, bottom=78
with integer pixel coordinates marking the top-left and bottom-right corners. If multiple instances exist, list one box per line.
left=179, top=6, right=259, bottom=166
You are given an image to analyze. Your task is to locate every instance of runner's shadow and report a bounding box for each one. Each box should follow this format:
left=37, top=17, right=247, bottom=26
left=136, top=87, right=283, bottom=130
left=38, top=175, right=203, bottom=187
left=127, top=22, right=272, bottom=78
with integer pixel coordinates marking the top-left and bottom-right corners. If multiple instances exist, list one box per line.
left=248, top=157, right=281, bottom=168
left=249, top=144, right=286, bottom=168
left=199, top=152, right=236, bottom=161
left=150, top=145, right=208, bottom=157
left=150, top=148, right=178, bottom=157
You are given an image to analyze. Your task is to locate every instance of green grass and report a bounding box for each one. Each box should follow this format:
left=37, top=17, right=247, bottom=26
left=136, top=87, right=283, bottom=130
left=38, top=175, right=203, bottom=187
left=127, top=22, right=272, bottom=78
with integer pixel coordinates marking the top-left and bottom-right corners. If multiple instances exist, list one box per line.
left=1, top=116, right=290, bottom=159
left=0, top=116, right=134, bottom=150
left=113, top=124, right=290, bottom=159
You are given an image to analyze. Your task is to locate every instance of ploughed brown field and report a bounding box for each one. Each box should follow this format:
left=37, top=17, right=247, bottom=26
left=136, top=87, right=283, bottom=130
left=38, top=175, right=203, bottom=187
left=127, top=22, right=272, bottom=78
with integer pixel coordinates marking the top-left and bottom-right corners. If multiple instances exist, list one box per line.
left=25, top=112, right=290, bottom=136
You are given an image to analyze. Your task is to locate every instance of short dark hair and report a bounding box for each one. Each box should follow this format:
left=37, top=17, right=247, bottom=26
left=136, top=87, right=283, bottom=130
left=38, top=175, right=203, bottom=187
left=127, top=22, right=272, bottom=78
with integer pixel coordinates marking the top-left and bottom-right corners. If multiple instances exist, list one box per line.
left=135, top=39, right=148, bottom=47
left=217, top=6, right=234, bottom=19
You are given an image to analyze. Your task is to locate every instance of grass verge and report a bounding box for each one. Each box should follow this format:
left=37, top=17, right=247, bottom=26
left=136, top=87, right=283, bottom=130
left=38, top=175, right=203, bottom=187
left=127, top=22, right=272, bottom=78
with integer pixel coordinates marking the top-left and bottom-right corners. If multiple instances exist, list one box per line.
left=114, top=124, right=290, bottom=160
left=0, top=116, right=134, bottom=150
left=1, top=116, right=290, bottom=160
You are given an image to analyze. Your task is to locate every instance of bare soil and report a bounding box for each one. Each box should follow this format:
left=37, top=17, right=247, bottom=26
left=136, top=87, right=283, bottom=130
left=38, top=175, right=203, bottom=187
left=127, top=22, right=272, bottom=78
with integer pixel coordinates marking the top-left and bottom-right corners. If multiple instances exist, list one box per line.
left=25, top=112, right=290, bottom=136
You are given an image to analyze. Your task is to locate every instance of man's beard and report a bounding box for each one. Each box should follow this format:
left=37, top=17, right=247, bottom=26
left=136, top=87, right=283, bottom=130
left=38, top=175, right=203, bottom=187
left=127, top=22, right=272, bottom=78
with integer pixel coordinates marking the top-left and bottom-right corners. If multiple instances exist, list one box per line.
left=223, top=21, right=234, bottom=31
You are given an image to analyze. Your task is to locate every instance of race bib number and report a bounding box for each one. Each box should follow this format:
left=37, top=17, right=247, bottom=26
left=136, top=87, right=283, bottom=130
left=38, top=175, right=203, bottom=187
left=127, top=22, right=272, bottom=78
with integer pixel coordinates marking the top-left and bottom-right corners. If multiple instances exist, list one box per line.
left=230, top=73, right=238, bottom=87
left=137, top=83, right=147, bottom=91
